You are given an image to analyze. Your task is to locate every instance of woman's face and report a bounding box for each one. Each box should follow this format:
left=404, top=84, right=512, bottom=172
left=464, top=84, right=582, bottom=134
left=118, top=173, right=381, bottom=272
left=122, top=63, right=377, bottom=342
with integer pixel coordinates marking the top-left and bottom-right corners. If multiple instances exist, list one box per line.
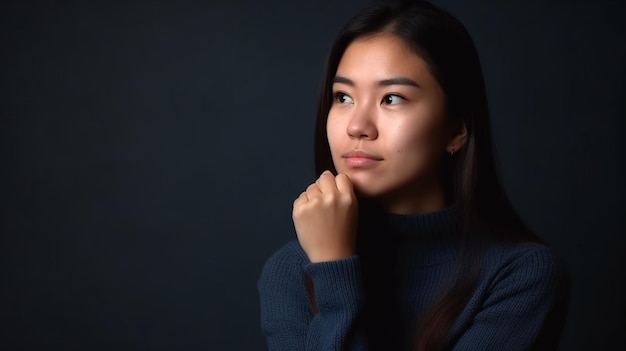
left=327, top=34, right=457, bottom=213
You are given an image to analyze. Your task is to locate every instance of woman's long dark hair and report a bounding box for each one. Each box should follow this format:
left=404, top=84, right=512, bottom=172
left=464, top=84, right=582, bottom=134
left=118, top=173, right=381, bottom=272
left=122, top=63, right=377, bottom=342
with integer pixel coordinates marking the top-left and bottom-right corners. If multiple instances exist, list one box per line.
left=311, top=1, right=541, bottom=350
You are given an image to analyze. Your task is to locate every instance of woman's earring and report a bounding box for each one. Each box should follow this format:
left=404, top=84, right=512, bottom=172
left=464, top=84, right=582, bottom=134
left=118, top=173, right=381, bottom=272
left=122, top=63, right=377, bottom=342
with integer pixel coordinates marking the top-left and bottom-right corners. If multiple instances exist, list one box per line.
left=449, top=146, right=455, bottom=155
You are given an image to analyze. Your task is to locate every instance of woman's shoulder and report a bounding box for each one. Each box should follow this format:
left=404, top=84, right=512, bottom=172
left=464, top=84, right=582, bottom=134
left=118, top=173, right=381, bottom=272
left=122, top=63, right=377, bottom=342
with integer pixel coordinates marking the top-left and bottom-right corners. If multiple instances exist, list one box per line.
left=483, top=239, right=566, bottom=287
left=487, top=240, right=559, bottom=265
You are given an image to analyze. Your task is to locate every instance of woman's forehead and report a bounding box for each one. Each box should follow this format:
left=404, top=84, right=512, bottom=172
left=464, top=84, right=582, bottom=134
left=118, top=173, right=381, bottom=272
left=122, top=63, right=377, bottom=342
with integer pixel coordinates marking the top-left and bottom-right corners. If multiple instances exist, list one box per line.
left=334, top=34, right=434, bottom=88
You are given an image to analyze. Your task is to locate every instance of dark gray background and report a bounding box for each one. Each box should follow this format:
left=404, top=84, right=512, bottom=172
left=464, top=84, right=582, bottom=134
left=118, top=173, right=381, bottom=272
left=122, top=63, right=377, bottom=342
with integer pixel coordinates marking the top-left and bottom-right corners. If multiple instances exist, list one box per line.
left=1, top=0, right=624, bottom=350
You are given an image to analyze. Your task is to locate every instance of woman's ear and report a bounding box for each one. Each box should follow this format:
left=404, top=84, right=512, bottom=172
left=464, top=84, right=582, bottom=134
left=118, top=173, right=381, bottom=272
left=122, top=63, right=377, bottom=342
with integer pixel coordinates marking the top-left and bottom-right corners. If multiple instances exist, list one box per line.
left=446, top=120, right=467, bottom=154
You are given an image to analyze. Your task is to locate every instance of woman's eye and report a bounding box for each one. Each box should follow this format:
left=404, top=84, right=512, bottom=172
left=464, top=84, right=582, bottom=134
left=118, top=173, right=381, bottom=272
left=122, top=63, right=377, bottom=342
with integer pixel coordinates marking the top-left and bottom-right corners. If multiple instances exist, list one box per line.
left=334, top=92, right=354, bottom=104
left=382, top=94, right=404, bottom=105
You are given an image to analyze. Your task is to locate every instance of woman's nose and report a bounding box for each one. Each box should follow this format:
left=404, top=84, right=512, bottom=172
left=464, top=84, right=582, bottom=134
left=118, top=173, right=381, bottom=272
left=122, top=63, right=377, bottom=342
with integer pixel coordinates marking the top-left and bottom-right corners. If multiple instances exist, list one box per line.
left=346, top=104, right=378, bottom=140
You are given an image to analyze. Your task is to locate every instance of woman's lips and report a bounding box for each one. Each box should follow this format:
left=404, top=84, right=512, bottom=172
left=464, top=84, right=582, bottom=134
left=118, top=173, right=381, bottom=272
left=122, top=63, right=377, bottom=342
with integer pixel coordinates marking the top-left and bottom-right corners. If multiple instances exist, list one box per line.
left=342, top=150, right=383, bottom=168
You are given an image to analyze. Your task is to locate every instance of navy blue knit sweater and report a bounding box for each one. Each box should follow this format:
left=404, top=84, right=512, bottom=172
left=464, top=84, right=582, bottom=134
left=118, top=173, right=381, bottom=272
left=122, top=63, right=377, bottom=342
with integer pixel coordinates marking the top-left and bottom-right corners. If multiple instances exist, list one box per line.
left=258, top=203, right=565, bottom=350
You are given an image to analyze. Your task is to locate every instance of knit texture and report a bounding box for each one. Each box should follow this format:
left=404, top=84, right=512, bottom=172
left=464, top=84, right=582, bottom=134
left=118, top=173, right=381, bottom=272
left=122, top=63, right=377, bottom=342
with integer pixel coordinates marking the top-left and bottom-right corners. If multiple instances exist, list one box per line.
left=258, top=203, right=565, bottom=350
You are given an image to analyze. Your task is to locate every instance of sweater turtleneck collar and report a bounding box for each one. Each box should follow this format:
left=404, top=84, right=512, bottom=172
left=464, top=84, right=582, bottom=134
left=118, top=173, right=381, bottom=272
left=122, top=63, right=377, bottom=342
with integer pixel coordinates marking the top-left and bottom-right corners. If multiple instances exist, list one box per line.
left=359, top=200, right=461, bottom=240
left=357, top=200, right=463, bottom=265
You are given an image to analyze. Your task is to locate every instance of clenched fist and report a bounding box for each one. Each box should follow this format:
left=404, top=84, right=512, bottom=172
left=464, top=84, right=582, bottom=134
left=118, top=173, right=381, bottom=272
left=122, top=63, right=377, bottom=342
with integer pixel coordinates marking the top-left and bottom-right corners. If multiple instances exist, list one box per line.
left=292, top=170, right=358, bottom=263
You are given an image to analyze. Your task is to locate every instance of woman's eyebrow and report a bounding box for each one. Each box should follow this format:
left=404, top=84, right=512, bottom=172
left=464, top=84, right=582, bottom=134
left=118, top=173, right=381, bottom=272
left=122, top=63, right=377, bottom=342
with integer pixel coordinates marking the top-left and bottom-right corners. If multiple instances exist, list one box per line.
left=378, top=77, right=421, bottom=88
left=333, top=75, right=355, bottom=86
left=333, top=75, right=421, bottom=88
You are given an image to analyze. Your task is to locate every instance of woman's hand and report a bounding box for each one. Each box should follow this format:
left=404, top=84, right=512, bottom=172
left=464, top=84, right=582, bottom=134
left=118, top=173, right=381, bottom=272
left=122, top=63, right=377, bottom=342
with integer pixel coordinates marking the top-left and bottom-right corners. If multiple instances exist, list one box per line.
left=292, top=170, right=358, bottom=263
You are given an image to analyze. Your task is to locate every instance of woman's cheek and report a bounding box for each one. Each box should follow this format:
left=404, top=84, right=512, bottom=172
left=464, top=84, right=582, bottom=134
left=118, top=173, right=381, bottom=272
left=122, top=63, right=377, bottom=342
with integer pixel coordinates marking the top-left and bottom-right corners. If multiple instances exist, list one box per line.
left=326, top=116, right=345, bottom=171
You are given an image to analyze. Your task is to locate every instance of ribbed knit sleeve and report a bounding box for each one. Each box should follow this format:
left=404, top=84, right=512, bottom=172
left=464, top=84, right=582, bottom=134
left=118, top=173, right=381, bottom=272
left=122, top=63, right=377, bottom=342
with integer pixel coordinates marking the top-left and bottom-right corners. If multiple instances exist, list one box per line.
left=258, top=241, right=367, bottom=351
left=450, top=246, right=563, bottom=350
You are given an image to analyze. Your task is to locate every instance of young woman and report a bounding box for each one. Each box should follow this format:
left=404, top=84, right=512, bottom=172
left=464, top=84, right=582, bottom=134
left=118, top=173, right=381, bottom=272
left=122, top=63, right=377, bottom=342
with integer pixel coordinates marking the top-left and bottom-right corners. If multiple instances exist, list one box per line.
left=258, top=1, right=567, bottom=350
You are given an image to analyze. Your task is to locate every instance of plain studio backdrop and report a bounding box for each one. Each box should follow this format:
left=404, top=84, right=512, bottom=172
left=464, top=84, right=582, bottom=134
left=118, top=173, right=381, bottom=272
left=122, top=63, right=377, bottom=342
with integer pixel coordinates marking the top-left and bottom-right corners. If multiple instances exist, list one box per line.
left=1, top=0, right=624, bottom=349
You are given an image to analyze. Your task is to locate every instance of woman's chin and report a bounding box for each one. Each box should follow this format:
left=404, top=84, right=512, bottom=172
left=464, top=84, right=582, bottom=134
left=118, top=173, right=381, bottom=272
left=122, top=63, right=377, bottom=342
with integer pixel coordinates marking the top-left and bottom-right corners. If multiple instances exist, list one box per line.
left=347, top=176, right=382, bottom=198
left=335, top=167, right=386, bottom=197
